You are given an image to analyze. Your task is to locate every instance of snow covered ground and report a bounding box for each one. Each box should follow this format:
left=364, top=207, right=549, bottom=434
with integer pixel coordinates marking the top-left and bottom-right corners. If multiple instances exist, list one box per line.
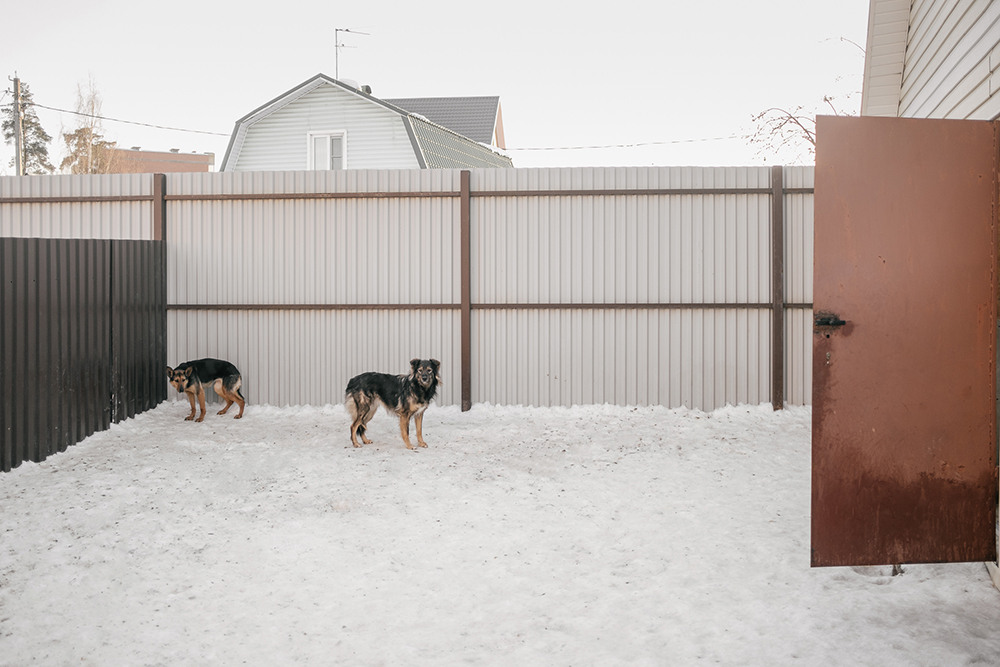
left=1, top=400, right=999, bottom=666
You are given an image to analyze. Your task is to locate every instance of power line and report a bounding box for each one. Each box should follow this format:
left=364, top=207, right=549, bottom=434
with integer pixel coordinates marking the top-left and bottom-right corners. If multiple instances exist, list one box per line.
left=2, top=97, right=747, bottom=152
left=22, top=101, right=230, bottom=137
left=506, top=135, right=744, bottom=151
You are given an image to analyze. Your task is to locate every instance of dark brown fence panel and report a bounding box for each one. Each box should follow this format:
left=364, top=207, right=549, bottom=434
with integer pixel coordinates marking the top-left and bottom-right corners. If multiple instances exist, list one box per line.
left=1, top=238, right=111, bottom=471
left=0, top=238, right=165, bottom=472
left=111, top=240, right=167, bottom=421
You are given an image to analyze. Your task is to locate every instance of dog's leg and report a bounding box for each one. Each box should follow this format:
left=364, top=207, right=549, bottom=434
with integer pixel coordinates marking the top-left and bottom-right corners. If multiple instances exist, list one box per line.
left=184, top=391, right=197, bottom=421
left=348, top=395, right=368, bottom=447
left=351, top=415, right=372, bottom=447
left=195, top=386, right=207, bottom=422
left=215, top=379, right=234, bottom=415
left=360, top=401, right=376, bottom=444
left=233, top=379, right=245, bottom=419
left=349, top=413, right=364, bottom=448
left=414, top=410, right=428, bottom=448
left=398, top=411, right=415, bottom=450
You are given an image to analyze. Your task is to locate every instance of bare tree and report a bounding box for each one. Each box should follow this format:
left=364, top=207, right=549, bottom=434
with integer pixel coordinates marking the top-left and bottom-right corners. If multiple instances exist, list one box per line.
left=749, top=38, right=864, bottom=164
left=59, top=78, right=126, bottom=174
left=748, top=96, right=848, bottom=164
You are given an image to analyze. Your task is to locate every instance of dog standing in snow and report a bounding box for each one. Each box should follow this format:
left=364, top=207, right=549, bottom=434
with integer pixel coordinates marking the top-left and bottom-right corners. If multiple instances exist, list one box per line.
left=166, top=358, right=246, bottom=422
left=345, top=359, right=441, bottom=449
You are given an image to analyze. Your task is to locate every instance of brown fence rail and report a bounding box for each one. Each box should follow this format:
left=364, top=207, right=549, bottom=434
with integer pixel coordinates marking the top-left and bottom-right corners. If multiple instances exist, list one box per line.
left=2, top=166, right=815, bottom=413
left=0, top=237, right=166, bottom=472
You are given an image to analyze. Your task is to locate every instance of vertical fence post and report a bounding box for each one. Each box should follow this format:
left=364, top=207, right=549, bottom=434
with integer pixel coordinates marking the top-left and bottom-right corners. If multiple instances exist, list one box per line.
left=460, top=170, right=472, bottom=411
left=771, top=165, right=785, bottom=410
left=152, top=173, right=166, bottom=241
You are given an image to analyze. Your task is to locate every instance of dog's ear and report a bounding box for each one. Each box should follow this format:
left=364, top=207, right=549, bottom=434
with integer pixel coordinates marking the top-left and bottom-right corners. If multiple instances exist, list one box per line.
left=166, top=366, right=174, bottom=378
left=410, top=358, right=421, bottom=373
left=184, top=367, right=194, bottom=378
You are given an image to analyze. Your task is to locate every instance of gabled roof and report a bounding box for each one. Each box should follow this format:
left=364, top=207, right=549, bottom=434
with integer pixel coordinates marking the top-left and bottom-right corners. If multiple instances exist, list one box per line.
left=220, top=74, right=512, bottom=171
left=384, top=96, right=504, bottom=147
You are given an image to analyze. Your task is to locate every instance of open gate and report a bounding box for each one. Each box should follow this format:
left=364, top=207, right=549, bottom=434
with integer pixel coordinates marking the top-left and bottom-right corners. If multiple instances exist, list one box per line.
left=811, top=115, right=998, bottom=567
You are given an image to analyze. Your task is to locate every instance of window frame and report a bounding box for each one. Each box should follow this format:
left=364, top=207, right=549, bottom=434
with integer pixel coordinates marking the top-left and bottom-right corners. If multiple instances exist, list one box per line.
left=306, top=130, right=348, bottom=171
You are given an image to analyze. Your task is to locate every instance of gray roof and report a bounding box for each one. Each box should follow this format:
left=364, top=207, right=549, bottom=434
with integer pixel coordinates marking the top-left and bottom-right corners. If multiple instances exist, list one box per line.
left=408, top=116, right=511, bottom=169
left=384, top=96, right=500, bottom=144
left=221, top=75, right=511, bottom=171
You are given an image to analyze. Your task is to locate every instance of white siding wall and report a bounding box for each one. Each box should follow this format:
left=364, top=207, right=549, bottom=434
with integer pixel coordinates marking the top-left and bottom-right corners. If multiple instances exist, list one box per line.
left=900, top=0, right=1000, bottom=120
left=861, top=0, right=911, bottom=117
left=232, top=86, right=421, bottom=172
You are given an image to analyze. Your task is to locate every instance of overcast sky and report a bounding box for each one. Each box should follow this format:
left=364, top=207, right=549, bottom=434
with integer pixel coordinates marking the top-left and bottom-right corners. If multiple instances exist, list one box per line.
left=0, top=0, right=871, bottom=174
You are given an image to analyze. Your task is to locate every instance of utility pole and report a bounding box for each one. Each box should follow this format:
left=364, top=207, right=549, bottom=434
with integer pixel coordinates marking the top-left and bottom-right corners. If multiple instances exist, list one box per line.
left=12, top=76, right=24, bottom=176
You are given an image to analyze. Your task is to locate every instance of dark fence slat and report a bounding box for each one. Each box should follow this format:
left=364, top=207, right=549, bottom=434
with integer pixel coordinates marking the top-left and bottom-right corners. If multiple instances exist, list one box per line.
left=0, top=237, right=166, bottom=472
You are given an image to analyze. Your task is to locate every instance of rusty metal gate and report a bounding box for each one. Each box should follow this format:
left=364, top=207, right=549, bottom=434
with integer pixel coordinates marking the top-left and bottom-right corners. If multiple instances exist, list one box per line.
left=811, top=115, right=998, bottom=566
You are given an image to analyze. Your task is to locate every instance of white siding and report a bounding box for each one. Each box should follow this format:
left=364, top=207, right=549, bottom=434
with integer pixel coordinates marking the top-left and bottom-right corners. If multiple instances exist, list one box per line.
left=232, top=85, right=421, bottom=172
left=862, top=0, right=912, bottom=116
left=899, top=0, right=1000, bottom=119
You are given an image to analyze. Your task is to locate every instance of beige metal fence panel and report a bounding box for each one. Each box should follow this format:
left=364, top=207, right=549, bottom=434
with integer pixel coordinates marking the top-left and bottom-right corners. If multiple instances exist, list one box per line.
left=164, top=170, right=462, bottom=408
left=468, top=166, right=776, bottom=410
left=166, top=308, right=460, bottom=409
left=2, top=166, right=815, bottom=411
left=0, top=174, right=152, bottom=239
left=783, top=165, right=814, bottom=406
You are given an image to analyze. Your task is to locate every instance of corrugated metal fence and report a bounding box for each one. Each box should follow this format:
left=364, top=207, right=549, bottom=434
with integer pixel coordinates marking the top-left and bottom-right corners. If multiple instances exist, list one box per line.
left=1, top=166, right=813, bottom=416
left=0, top=237, right=166, bottom=471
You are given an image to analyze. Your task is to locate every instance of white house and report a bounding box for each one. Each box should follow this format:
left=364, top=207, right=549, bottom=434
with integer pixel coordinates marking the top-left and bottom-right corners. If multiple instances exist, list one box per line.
left=862, top=0, right=1000, bottom=119
left=220, top=74, right=514, bottom=172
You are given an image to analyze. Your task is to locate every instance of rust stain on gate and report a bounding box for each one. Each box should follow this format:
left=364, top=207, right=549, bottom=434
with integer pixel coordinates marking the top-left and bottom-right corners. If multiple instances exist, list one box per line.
left=811, top=116, right=998, bottom=567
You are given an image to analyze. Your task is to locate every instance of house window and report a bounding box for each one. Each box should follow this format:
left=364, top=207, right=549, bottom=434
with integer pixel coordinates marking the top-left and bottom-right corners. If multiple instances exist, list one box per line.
left=309, top=133, right=346, bottom=170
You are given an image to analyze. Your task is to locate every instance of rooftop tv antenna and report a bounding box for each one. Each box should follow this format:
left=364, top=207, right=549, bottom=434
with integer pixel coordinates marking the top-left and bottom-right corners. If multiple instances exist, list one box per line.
left=334, top=28, right=370, bottom=80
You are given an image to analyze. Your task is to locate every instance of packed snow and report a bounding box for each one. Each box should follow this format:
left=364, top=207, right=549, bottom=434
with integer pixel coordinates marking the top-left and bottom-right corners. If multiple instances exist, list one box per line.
left=2, top=400, right=999, bottom=666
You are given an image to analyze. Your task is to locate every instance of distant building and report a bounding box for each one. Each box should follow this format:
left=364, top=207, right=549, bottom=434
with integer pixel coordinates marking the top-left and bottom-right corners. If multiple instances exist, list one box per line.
left=109, top=147, right=215, bottom=173
left=220, top=74, right=513, bottom=172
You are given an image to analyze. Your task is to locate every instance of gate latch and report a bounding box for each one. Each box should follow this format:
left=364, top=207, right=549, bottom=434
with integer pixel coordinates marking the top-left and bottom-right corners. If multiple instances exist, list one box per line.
left=814, top=313, right=847, bottom=329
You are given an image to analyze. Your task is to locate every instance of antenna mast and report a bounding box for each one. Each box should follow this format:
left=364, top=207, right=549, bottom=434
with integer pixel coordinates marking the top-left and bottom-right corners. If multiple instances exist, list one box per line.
left=334, top=28, right=369, bottom=80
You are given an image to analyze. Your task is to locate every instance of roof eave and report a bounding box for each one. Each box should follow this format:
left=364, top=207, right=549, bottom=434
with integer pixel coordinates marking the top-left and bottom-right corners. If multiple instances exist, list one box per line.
left=860, top=0, right=910, bottom=117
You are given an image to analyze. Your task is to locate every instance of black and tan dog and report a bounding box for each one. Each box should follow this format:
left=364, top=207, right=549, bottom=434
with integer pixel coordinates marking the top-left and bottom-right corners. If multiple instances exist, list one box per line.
left=166, top=358, right=245, bottom=422
left=346, top=359, right=441, bottom=449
